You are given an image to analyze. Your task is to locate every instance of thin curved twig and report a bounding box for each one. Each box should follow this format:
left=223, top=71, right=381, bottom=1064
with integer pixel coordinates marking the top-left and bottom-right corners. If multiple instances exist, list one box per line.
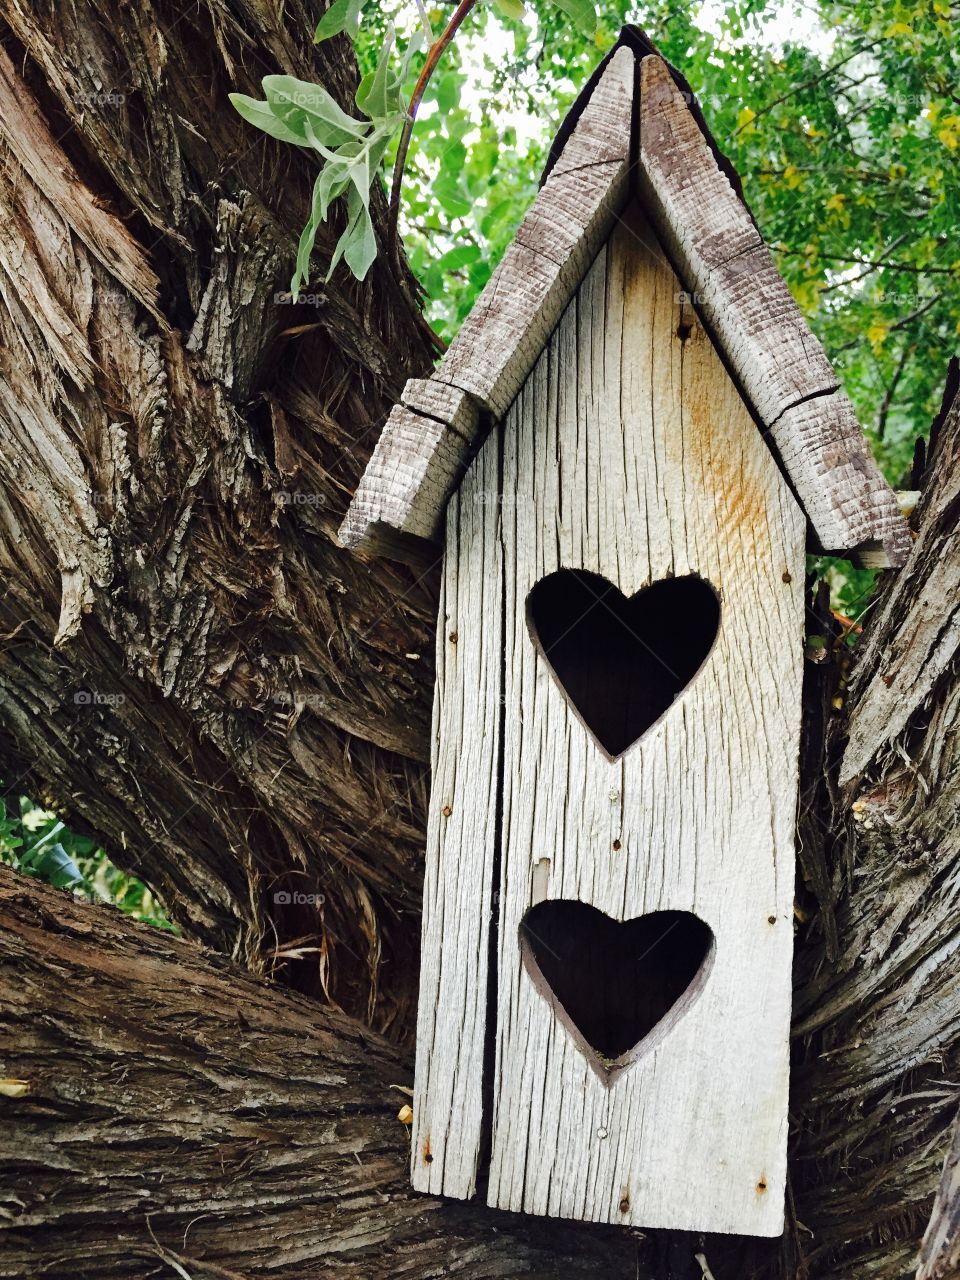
left=388, top=0, right=478, bottom=267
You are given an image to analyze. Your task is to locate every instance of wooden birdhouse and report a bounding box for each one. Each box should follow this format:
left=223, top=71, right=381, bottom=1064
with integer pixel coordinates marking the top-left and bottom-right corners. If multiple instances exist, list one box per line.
left=340, top=28, right=909, bottom=1238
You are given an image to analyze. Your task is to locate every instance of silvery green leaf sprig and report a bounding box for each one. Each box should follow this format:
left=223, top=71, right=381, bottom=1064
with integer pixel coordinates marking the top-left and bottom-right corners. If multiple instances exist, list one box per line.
left=229, top=22, right=422, bottom=297
left=229, top=0, right=596, bottom=310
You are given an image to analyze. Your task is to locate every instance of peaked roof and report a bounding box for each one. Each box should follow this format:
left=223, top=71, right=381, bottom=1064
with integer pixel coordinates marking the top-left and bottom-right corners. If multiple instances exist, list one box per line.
left=340, top=30, right=910, bottom=568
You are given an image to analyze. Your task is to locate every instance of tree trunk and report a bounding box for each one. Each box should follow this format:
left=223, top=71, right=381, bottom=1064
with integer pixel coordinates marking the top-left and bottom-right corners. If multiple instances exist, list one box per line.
left=0, top=1, right=958, bottom=1276
left=786, top=362, right=960, bottom=1280
left=0, top=0, right=437, bottom=1031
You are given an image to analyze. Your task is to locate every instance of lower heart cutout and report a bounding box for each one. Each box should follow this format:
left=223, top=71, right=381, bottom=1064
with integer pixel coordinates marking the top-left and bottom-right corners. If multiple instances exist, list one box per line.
left=520, top=901, right=715, bottom=1082
left=526, top=570, right=721, bottom=760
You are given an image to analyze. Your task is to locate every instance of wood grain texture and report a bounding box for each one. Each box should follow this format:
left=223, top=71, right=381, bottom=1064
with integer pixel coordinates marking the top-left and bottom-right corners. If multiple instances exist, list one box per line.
left=338, top=401, right=473, bottom=551
left=339, top=379, right=480, bottom=557
left=790, top=370, right=960, bottom=1278
left=840, top=376, right=960, bottom=783
left=0, top=865, right=641, bottom=1280
left=410, top=431, right=503, bottom=1197
left=636, top=54, right=909, bottom=566
left=434, top=45, right=634, bottom=419
left=343, top=45, right=907, bottom=568
left=0, top=5, right=444, bottom=1029
left=484, top=208, right=806, bottom=1235
left=401, top=378, right=478, bottom=437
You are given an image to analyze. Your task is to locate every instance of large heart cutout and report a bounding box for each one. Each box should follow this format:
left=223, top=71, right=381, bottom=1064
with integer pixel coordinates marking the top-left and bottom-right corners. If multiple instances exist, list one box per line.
left=520, top=901, right=714, bottom=1082
left=526, top=571, right=720, bottom=760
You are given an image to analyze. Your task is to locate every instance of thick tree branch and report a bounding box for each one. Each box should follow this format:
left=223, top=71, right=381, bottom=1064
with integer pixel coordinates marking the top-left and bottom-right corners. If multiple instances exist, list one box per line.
left=0, top=866, right=637, bottom=1279
left=919, top=1113, right=960, bottom=1279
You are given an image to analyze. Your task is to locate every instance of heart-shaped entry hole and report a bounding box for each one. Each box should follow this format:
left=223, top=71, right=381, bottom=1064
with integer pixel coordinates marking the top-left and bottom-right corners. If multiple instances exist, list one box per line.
left=520, top=900, right=715, bottom=1082
left=526, top=571, right=720, bottom=759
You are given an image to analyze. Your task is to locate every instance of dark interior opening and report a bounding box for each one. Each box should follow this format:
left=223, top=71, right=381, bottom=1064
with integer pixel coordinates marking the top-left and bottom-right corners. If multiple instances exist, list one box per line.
left=520, top=901, right=714, bottom=1076
left=525, top=570, right=721, bottom=759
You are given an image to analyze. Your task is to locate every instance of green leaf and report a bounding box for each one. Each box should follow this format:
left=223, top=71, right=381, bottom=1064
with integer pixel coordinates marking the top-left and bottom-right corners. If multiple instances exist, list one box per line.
left=397, top=26, right=426, bottom=96
left=263, top=75, right=368, bottom=146
left=342, top=199, right=379, bottom=280
left=444, top=140, right=468, bottom=178
left=432, top=171, right=472, bottom=218
left=356, top=30, right=395, bottom=120
left=303, top=121, right=394, bottom=212
left=550, top=0, right=596, bottom=35
left=24, top=841, right=85, bottom=890
left=228, top=93, right=310, bottom=146
left=433, top=70, right=465, bottom=114
left=493, top=0, right=526, bottom=20
left=314, top=0, right=363, bottom=43
left=326, top=184, right=378, bottom=282
left=438, top=243, right=482, bottom=272
left=291, top=163, right=351, bottom=298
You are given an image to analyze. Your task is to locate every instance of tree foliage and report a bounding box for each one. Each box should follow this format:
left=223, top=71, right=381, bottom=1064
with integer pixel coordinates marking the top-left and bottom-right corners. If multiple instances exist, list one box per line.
left=0, top=796, right=174, bottom=930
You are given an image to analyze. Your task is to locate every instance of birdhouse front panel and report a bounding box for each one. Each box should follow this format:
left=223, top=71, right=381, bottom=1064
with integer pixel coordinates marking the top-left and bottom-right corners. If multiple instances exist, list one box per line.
left=410, top=205, right=806, bottom=1236
left=486, top=207, right=805, bottom=1235
left=342, top=31, right=909, bottom=1245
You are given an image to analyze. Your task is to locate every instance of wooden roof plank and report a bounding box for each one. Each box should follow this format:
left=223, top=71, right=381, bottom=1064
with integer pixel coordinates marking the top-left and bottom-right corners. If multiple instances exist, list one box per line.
left=341, top=41, right=910, bottom=568
left=400, top=379, right=477, bottom=441
left=433, top=46, right=635, bottom=418
left=636, top=54, right=910, bottom=564
left=338, top=46, right=635, bottom=555
left=338, top=402, right=468, bottom=553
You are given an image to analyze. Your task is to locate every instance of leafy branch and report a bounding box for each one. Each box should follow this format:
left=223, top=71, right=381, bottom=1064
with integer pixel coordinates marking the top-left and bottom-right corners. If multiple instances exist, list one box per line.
left=229, top=0, right=596, bottom=306
left=230, top=28, right=419, bottom=297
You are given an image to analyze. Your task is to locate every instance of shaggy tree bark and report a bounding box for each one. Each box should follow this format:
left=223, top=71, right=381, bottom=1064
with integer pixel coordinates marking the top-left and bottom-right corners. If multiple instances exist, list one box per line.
left=0, top=865, right=638, bottom=1279
left=0, top=0, right=437, bottom=1031
left=782, top=363, right=960, bottom=1280
left=0, top=1, right=958, bottom=1277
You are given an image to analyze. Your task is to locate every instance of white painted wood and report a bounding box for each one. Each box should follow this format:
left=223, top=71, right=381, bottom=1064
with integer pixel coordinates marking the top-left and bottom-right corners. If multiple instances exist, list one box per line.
left=409, top=430, right=503, bottom=1197
left=636, top=54, right=910, bottom=567
left=485, top=208, right=806, bottom=1235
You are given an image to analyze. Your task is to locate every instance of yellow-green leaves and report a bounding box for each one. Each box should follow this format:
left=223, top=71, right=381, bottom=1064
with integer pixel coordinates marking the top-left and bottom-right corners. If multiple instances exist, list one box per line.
left=493, top=0, right=527, bottom=19
left=936, top=115, right=960, bottom=151
left=866, top=322, right=889, bottom=352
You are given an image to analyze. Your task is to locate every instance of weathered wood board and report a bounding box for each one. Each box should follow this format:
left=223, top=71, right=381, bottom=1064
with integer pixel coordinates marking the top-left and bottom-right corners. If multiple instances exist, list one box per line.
left=485, top=209, right=805, bottom=1234
left=339, top=47, right=633, bottom=558
left=636, top=54, right=909, bottom=567
left=409, top=430, right=503, bottom=1197
left=413, top=205, right=806, bottom=1233
left=340, top=46, right=909, bottom=569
